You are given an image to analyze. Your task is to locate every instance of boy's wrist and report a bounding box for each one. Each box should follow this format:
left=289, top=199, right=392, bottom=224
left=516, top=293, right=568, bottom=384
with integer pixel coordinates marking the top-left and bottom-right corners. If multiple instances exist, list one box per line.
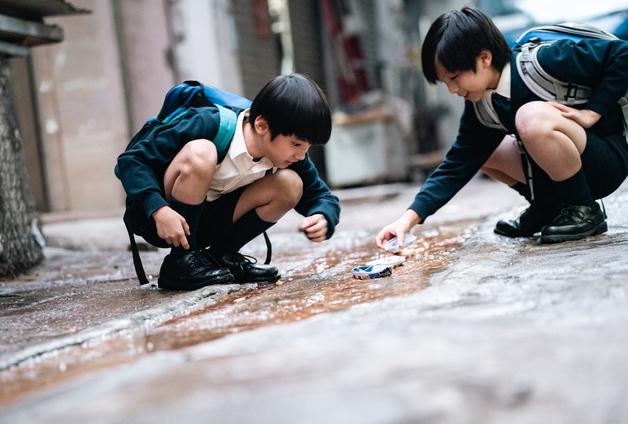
left=152, top=205, right=170, bottom=220
left=402, top=209, right=420, bottom=227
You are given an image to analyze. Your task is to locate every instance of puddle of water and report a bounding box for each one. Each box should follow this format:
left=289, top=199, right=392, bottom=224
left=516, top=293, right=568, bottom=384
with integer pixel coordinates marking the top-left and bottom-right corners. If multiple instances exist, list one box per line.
left=0, top=222, right=474, bottom=405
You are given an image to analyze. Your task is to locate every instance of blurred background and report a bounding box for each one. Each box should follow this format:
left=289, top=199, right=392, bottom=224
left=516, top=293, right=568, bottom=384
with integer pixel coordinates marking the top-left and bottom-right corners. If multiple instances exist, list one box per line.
left=5, top=0, right=628, bottom=217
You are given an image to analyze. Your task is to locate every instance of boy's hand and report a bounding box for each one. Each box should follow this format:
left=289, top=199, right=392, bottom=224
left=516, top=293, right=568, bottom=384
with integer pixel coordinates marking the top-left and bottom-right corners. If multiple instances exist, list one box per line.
left=549, top=102, right=601, bottom=129
left=152, top=206, right=191, bottom=249
left=299, top=214, right=328, bottom=242
left=375, top=210, right=420, bottom=250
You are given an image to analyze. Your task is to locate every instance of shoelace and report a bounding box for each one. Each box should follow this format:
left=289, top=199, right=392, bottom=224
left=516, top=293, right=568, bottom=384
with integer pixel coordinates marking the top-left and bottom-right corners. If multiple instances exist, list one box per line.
left=231, top=252, right=258, bottom=265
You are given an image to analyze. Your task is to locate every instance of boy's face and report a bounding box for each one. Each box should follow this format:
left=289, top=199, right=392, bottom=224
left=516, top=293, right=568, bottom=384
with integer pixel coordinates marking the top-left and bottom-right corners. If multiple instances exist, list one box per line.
left=264, top=133, right=311, bottom=168
left=253, top=116, right=311, bottom=168
left=435, top=50, right=498, bottom=103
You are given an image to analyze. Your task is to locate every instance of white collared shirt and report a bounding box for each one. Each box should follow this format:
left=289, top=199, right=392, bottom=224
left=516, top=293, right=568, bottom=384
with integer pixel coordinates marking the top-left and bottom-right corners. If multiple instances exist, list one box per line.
left=478, top=63, right=512, bottom=111
left=494, top=63, right=511, bottom=100
left=206, top=110, right=276, bottom=201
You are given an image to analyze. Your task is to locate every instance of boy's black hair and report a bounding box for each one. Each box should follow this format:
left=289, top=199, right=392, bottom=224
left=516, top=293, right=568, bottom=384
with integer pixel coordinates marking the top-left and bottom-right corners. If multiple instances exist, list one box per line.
left=421, top=6, right=511, bottom=84
left=249, top=73, right=332, bottom=145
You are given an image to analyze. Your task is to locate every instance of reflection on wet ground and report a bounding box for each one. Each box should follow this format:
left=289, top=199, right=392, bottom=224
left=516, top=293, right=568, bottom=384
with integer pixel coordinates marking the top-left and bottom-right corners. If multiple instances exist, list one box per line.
left=0, top=222, right=474, bottom=405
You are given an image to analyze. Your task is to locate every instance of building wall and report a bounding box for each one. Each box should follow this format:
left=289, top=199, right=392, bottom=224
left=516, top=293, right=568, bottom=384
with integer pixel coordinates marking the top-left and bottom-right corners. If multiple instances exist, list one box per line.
left=32, top=0, right=128, bottom=212
left=167, top=0, right=244, bottom=95
left=233, top=0, right=280, bottom=99
left=114, top=0, right=174, bottom=132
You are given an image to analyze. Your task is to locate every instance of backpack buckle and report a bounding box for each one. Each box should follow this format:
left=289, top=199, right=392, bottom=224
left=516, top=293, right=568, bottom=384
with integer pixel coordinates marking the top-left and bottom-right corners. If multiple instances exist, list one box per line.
left=565, top=83, right=578, bottom=101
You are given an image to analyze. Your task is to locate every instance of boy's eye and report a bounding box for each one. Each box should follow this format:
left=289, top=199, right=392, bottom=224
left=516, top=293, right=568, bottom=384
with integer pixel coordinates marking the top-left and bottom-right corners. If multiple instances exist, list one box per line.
left=451, top=74, right=458, bottom=81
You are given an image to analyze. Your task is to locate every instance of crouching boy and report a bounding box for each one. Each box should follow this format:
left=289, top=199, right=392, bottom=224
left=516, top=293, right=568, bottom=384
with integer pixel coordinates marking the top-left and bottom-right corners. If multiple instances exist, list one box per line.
left=376, top=7, right=627, bottom=249
left=116, top=74, right=340, bottom=290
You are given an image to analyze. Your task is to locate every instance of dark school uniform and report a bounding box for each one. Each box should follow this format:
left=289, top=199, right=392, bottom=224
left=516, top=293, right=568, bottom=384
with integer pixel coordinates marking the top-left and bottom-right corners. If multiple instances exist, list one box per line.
left=115, top=105, right=340, bottom=247
left=409, top=38, right=628, bottom=222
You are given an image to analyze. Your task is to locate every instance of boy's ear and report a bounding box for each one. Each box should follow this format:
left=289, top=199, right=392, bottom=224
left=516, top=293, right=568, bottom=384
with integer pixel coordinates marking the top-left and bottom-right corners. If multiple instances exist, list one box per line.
left=254, top=116, right=270, bottom=135
left=479, top=50, right=493, bottom=68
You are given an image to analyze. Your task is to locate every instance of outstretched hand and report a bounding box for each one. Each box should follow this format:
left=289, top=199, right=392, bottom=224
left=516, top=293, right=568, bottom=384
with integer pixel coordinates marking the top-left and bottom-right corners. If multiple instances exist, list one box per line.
left=152, top=205, right=190, bottom=249
left=549, top=102, right=601, bottom=129
left=375, top=210, right=421, bottom=250
left=299, top=214, right=328, bottom=242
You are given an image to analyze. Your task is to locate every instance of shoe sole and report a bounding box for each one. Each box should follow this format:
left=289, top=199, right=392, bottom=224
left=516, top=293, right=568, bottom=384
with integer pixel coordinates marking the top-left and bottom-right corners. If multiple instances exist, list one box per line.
left=157, top=273, right=234, bottom=290
left=234, top=273, right=282, bottom=284
left=539, top=221, right=608, bottom=244
left=493, top=227, right=537, bottom=238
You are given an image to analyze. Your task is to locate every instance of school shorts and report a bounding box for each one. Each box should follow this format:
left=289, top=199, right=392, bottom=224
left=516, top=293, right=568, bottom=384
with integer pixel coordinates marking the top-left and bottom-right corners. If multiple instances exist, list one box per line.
left=125, top=186, right=246, bottom=249
left=528, top=130, right=628, bottom=201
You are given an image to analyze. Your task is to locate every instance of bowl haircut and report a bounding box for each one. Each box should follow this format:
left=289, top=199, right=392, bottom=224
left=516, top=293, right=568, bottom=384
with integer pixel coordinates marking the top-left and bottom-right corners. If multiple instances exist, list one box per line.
left=421, top=6, right=511, bottom=84
left=249, top=74, right=332, bottom=145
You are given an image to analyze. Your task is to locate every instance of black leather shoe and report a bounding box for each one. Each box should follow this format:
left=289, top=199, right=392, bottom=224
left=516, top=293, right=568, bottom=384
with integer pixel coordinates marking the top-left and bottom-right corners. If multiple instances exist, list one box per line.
left=158, top=251, right=234, bottom=290
left=494, top=203, right=560, bottom=237
left=216, top=252, right=281, bottom=284
left=540, top=204, right=607, bottom=244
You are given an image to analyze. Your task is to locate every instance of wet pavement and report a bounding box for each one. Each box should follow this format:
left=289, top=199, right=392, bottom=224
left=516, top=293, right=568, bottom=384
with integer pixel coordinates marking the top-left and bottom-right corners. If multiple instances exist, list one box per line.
left=2, top=178, right=628, bottom=423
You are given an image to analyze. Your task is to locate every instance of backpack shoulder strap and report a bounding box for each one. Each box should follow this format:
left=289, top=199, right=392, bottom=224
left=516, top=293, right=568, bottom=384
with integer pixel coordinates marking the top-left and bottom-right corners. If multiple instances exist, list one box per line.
left=214, top=104, right=238, bottom=163
left=515, top=42, right=591, bottom=105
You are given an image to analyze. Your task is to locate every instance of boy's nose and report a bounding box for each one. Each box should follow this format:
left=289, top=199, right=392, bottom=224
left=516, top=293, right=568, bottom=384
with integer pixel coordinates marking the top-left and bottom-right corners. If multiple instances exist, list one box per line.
left=447, top=84, right=458, bottom=94
left=296, top=146, right=309, bottom=160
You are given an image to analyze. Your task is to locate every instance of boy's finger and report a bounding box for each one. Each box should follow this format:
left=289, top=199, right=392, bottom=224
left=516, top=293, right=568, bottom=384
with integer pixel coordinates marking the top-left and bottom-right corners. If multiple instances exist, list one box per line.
left=179, top=234, right=189, bottom=250
left=549, top=102, right=565, bottom=112
left=375, top=232, right=386, bottom=248
left=307, top=228, right=326, bottom=240
left=299, top=216, right=318, bottom=230
left=183, top=221, right=190, bottom=236
left=304, top=220, right=326, bottom=233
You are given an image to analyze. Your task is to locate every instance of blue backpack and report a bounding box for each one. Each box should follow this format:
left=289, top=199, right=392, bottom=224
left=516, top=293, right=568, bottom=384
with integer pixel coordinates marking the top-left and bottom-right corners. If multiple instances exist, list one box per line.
left=147, top=80, right=252, bottom=161
left=117, top=80, right=252, bottom=172
left=474, top=22, right=628, bottom=140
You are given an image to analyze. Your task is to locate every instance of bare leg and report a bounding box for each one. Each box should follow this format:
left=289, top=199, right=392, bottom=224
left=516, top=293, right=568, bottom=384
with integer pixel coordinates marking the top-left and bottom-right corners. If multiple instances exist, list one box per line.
left=481, top=135, right=525, bottom=186
left=164, top=139, right=218, bottom=203
left=515, top=101, right=586, bottom=181
left=514, top=101, right=605, bottom=243
left=233, top=169, right=303, bottom=223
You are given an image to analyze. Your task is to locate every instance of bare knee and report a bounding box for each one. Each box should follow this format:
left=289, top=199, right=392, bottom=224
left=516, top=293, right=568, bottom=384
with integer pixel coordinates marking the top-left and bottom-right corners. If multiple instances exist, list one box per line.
left=515, top=102, right=554, bottom=146
left=177, top=139, right=217, bottom=179
left=270, top=169, right=303, bottom=209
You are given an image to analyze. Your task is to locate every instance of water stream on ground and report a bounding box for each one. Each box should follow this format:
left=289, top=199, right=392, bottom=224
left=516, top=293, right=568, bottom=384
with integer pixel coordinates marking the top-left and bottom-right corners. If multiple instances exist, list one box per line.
left=0, top=222, right=475, bottom=405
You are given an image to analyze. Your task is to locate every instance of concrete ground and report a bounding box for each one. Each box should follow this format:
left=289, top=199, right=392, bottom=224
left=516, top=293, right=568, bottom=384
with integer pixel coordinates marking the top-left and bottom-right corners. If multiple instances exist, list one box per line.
left=2, top=177, right=627, bottom=423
